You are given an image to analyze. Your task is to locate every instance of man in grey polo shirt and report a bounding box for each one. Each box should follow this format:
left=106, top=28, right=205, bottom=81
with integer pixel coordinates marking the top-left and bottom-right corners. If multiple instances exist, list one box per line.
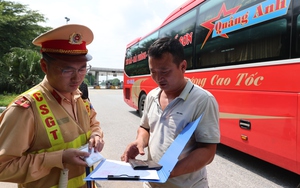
left=121, top=37, right=220, bottom=188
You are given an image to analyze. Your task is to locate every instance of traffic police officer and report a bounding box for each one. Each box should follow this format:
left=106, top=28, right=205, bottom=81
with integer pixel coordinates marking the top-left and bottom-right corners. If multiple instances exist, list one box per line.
left=0, top=24, right=104, bottom=188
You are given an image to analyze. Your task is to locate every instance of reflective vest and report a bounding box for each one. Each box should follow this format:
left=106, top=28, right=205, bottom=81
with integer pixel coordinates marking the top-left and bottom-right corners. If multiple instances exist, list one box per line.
left=24, top=88, right=92, bottom=188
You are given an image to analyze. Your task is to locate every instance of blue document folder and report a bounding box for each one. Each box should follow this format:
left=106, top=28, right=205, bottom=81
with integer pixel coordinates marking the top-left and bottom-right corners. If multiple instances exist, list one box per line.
left=85, top=114, right=202, bottom=183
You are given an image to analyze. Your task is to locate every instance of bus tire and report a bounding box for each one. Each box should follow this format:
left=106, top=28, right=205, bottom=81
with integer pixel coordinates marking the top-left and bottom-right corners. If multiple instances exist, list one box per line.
left=138, top=94, right=146, bottom=117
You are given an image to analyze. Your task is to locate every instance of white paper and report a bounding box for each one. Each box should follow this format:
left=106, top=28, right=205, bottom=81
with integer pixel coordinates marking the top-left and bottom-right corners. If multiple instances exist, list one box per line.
left=79, top=144, right=105, bottom=167
left=90, top=159, right=159, bottom=180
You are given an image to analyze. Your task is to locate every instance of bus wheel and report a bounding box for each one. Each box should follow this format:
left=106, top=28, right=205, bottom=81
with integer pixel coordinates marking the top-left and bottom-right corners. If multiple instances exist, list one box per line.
left=138, top=94, right=146, bottom=117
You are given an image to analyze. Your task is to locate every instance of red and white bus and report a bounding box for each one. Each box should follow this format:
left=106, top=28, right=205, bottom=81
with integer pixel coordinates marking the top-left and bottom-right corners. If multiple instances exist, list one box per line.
left=123, top=0, right=300, bottom=175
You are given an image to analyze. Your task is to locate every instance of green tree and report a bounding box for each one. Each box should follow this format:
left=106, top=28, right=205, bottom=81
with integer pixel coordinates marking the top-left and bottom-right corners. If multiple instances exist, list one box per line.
left=86, top=73, right=95, bottom=86
left=0, top=47, right=44, bottom=94
left=109, top=78, right=121, bottom=86
left=0, top=0, right=51, bottom=58
left=0, top=0, right=51, bottom=94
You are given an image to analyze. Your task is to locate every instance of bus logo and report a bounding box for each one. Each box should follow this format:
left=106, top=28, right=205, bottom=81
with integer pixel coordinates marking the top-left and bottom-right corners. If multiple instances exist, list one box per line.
left=201, top=0, right=291, bottom=49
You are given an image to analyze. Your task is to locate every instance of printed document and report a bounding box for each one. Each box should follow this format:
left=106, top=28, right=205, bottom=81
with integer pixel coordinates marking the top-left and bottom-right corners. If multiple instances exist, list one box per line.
left=90, top=159, right=160, bottom=180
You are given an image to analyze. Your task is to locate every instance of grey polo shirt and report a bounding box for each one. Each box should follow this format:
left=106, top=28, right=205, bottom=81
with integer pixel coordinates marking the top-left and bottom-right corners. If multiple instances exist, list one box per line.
left=141, top=79, right=220, bottom=188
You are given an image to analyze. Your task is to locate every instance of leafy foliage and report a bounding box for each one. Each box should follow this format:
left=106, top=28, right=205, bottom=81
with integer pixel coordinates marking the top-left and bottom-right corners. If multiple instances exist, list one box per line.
left=0, top=94, right=18, bottom=106
left=0, top=0, right=51, bottom=57
left=0, top=1, right=51, bottom=94
left=0, top=47, right=44, bottom=94
left=86, top=72, right=95, bottom=86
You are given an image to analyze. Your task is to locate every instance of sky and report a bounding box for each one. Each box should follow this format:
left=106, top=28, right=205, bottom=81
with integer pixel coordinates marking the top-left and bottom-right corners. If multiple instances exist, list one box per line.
left=15, top=0, right=186, bottom=70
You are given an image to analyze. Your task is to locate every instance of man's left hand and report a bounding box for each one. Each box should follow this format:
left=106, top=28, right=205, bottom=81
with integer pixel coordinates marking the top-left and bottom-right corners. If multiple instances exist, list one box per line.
left=88, top=134, right=104, bottom=152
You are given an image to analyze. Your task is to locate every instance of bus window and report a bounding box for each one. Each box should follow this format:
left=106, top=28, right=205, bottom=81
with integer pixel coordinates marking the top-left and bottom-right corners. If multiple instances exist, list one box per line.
left=137, top=32, right=159, bottom=76
left=291, top=0, right=300, bottom=57
left=194, top=0, right=290, bottom=68
left=124, top=32, right=158, bottom=77
left=139, top=32, right=158, bottom=52
left=159, top=9, right=197, bottom=70
left=297, top=15, right=300, bottom=57
left=296, top=15, right=300, bottom=56
left=125, top=43, right=140, bottom=76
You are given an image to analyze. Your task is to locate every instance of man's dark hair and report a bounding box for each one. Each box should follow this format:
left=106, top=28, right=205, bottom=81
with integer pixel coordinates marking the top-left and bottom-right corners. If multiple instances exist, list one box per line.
left=79, top=81, right=89, bottom=100
left=42, top=53, right=55, bottom=64
left=148, top=37, right=184, bottom=66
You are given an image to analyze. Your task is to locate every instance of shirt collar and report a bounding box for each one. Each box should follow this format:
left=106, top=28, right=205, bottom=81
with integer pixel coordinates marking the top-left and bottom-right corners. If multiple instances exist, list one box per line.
left=178, top=79, right=194, bottom=100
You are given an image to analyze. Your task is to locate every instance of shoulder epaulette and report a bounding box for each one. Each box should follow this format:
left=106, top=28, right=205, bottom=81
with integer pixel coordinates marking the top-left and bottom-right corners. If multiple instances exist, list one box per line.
left=14, top=96, right=31, bottom=109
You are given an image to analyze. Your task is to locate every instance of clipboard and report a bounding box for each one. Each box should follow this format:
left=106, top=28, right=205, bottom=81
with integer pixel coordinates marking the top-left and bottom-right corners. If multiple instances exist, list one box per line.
left=84, top=114, right=202, bottom=183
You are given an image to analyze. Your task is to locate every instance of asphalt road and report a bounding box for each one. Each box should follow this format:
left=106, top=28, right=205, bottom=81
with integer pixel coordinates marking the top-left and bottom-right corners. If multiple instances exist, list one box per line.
left=1, top=88, right=299, bottom=188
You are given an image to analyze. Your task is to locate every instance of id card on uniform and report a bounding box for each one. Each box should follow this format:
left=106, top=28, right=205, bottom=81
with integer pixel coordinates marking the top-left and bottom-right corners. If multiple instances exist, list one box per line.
left=79, top=144, right=105, bottom=167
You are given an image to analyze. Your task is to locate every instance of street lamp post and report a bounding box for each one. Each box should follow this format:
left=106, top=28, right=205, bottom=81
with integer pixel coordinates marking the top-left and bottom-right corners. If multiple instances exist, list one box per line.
left=87, top=64, right=92, bottom=86
left=65, top=17, right=70, bottom=24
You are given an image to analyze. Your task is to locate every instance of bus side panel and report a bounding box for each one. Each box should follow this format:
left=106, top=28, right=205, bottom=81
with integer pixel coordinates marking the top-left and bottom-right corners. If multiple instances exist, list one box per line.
left=123, top=85, right=137, bottom=110
left=297, top=94, right=300, bottom=174
left=191, top=61, right=300, bottom=93
left=123, top=76, right=156, bottom=110
left=210, top=89, right=298, bottom=174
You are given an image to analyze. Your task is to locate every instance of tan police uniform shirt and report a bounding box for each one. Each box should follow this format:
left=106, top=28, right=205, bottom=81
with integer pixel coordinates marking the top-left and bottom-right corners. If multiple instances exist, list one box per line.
left=0, top=77, right=103, bottom=188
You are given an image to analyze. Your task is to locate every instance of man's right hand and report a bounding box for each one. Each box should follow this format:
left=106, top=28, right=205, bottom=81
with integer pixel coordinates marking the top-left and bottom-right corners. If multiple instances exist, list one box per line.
left=121, top=141, right=145, bottom=162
